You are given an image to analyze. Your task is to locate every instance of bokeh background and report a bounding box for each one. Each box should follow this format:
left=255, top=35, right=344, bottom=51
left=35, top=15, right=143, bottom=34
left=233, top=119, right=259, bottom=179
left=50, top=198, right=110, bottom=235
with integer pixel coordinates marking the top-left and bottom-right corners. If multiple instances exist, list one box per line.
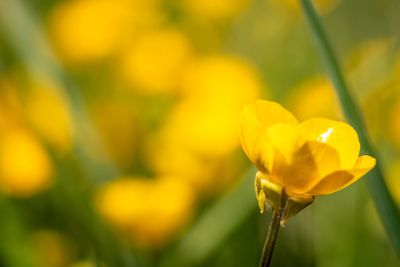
left=0, top=0, right=400, bottom=266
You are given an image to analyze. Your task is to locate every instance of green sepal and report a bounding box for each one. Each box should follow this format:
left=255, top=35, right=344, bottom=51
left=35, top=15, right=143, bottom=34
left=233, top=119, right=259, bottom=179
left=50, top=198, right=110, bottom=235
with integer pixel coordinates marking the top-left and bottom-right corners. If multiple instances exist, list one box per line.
left=281, top=195, right=314, bottom=226
left=255, top=172, right=314, bottom=224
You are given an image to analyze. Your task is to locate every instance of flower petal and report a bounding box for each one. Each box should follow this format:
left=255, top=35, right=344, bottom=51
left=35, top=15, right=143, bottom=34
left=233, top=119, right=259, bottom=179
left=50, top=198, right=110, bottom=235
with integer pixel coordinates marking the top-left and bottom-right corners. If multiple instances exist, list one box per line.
left=283, top=141, right=341, bottom=195
left=306, top=155, right=376, bottom=195
left=255, top=124, right=303, bottom=184
left=297, top=118, right=360, bottom=169
left=240, top=100, right=298, bottom=164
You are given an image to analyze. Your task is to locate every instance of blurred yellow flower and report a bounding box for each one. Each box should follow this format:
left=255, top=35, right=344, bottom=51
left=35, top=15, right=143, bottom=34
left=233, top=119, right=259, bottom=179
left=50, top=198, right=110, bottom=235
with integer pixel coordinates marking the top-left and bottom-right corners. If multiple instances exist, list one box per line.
left=181, top=56, right=262, bottom=104
left=49, top=0, right=162, bottom=63
left=119, top=28, right=194, bottom=94
left=163, top=56, right=263, bottom=156
left=241, top=100, right=375, bottom=220
left=181, top=0, right=252, bottom=20
left=165, top=99, right=243, bottom=156
left=97, top=177, right=194, bottom=248
left=287, top=76, right=341, bottom=121
left=25, top=78, right=74, bottom=153
left=0, top=130, right=53, bottom=197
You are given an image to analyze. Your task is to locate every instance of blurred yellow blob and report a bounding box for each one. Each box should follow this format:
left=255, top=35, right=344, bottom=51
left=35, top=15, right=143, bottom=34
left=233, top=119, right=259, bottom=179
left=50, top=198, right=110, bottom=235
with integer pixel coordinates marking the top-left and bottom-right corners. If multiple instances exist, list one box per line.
left=119, top=28, right=194, bottom=94
left=49, top=0, right=139, bottom=62
left=97, top=177, right=194, bottom=248
left=275, top=0, right=341, bottom=14
left=25, top=78, right=74, bottom=153
left=164, top=99, right=241, bottom=156
left=181, top=56, right=262, bottom=104
left=287, top=77, right=341, bottom=121
left=0, top=130, right=53, bottom=197
left=90, top=101, right=137, bottom=169
left=31, top=230, right=72, bottom=267
left=163, top=56, right=262, bottom=156
left=181, top=0, right=252, bottom=20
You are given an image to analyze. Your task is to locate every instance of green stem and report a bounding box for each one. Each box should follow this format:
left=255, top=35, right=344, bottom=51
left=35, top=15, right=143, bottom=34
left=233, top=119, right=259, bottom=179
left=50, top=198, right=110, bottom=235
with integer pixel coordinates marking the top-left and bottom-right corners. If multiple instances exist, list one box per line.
left=259, top=196, right=287, bottom=267
left=300, top=0, right=400, bottom=257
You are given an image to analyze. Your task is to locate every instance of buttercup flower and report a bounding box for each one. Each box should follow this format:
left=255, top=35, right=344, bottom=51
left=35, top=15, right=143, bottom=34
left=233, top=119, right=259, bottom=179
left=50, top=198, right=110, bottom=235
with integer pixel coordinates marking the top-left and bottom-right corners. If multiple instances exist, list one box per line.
left=119, top=28, right=194, bottom=94
left=0, top=129, right=53, bottom=197
left=168, top=56, right=262, bottom=156
left=49, top=0, right=131, bottom=62
left=181, top=0, right=252, bottom=20
left=25, top=77, right=74, bottom=153
left=287, top=76, right=341, bottom=121
left=97, top=176, right=194, bottom=248
left=240, top=100, right=376, bottom=222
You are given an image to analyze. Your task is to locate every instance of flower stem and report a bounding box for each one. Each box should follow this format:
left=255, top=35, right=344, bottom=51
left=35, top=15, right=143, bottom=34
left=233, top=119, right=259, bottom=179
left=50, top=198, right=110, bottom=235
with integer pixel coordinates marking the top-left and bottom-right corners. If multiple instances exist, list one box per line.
left=259, top=196, right=287, bottom=267
left=300, top=0, right=400, bottom=257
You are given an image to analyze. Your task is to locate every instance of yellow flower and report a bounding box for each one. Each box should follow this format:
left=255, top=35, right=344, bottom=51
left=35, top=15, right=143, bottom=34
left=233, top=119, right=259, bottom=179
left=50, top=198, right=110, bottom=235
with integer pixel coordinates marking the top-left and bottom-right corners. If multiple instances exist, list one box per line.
left=164, top=98, right=243, bottom=156
left=97, top=176, right=194, bottom=248
left=181, top=56, right=262, bottom=105
left=49, top=0, right=130, bottom=62
left=25, top=77, right=74, bottom=153
left=165, top=56, right=263, bottom=156
left=181, top=0, right=252, bottom=20
left=240, top=100, right=375, bottom=221
left=287, top=76, right=342, bottom=121
left=0, top=130, right=53, bottom=197
left=49, top=0, right=162, bottom=63
left=119, top=28, right=194, bottom=94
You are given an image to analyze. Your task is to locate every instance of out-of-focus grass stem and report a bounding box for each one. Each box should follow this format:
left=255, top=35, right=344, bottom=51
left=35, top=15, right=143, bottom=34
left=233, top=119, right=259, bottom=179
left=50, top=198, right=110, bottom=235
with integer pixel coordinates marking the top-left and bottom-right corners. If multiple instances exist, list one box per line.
left=300, top=0, right=400, bottom=256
